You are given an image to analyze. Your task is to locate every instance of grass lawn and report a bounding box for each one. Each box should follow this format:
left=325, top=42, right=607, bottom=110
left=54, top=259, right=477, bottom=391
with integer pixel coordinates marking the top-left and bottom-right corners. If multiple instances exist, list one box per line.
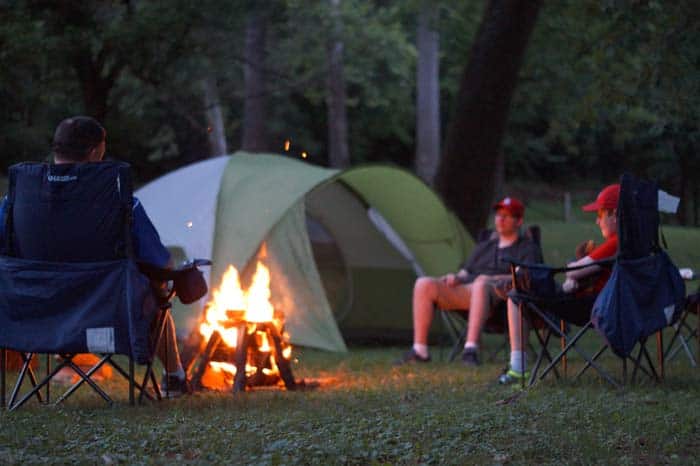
left=2, top=187, right=699, bottom=465
left=2, top=332, right=699, bottom=465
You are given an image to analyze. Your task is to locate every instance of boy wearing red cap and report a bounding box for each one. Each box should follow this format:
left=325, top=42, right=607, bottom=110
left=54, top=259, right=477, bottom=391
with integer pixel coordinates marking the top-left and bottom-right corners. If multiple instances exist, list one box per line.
left=396, top=197, right=542, bottom=365
left=500, top=184, right=620, bottom=384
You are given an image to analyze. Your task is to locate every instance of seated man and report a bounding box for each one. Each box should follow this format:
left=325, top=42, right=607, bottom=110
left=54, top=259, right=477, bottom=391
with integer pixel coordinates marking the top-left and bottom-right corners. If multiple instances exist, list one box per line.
left=0, top=116, right=190, bottom=396
left=499, top=183, right=620, bottom=384
left=396, top=197, right=542, bottom=365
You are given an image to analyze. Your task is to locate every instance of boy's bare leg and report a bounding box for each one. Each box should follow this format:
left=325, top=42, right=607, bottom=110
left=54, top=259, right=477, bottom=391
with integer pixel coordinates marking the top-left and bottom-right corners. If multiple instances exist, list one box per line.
left=465, top=275, right=509, bottom=348
left=410, top=277, right=471, bottom=359
left=506, top=298, right=529, bottom=375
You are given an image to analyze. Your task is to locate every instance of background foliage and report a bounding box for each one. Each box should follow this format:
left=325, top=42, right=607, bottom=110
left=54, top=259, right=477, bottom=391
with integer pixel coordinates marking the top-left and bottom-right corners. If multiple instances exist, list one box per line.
left=0, top=0, right=697, bottom=220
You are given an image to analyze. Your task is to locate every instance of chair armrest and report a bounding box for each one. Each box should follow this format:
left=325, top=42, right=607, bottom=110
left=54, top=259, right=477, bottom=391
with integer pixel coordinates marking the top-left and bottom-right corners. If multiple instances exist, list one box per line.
left=138, top=259, right=212, bottom=305
left=137, top=259, right=212, bottom=282
left=501, top=256, right=616, bottom=275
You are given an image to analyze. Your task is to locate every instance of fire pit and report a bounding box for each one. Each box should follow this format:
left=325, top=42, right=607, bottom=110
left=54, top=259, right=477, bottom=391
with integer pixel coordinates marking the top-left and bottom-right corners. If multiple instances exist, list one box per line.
left=188, top=261, right=297, bottom=392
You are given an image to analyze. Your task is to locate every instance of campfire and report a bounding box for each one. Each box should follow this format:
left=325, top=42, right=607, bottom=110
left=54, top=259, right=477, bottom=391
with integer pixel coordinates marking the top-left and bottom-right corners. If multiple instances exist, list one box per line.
left=189, top=260, right=296, bottom=392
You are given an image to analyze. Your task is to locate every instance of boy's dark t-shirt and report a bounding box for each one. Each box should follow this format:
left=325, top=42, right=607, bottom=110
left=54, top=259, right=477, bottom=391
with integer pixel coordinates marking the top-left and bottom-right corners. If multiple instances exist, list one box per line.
left=460, top=235, right=542, bottom=284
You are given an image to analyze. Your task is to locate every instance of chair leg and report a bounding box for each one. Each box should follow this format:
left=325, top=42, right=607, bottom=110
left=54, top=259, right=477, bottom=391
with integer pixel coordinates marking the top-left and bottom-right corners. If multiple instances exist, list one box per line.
left=45, top=354, right=51, bottom=403
left=53, top=356, right=113, bottom=405
left=530, top=328, right=561, bottom=386
left=1, top=348, right=5, bottom=408
left=696, top=306, right=699, bottom=365
left=664, top=309, right=697, bottom=366
left=519, top=302, right=524, bottom=389
left=129, top=357, right=135, bottom=406
left=630, top=341, right=659, bottom=384
left=657, top=331, right=664, bottom=381
left=665, top=318, right=697, bottom=366
left=10, top=355, right=73, bottom=410
left=164, top=315, right=170, bottom=399
left=560, top=320, right=567, bottom=377
left=440, top=310, right=466, bottom=362
left=139, top=308, right=169, bottom=404
left=9, top=353, right=42, bottom=408
left=576, top=344, right=608, bottom=379
left=541, top=323, right=620, bottom=388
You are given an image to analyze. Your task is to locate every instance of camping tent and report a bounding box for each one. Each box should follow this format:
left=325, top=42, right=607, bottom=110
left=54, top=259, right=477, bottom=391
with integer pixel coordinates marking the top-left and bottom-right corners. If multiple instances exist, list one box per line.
left=135, top=152, right=473, bottom=352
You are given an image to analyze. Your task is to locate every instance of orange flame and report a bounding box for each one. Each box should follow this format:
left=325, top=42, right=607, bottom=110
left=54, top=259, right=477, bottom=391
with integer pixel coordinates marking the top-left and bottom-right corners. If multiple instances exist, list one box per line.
left=198, top=259, right=292, bottom=390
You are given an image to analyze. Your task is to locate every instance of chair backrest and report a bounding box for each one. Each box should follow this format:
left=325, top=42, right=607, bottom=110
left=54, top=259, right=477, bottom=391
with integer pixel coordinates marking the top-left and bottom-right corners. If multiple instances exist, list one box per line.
left=617, top=173, right=659, bottom=260
left=4, top=162, right=133, bottom=261
left=592, top=173, right=685, bottom=357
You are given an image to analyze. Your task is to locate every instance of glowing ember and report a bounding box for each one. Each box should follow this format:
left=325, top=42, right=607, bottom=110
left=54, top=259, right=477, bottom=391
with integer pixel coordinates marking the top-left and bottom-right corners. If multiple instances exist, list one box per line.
left=301, top=151, right=308, bottom=159
left=284, top=139, right=291, bottom=151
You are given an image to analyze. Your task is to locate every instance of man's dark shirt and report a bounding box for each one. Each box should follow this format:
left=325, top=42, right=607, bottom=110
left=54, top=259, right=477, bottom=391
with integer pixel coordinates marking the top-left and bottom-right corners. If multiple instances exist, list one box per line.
left=459, top=233, right=542, bottom=284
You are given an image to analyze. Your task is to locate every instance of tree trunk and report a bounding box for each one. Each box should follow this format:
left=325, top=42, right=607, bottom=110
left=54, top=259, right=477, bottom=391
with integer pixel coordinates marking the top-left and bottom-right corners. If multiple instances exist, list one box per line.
left=326, top=0, right=350, bottom=168
left=202, top=77, right=228, bottom=157
left=241, top=7, right=268, bottom=152
left=414, top=3, right=441, bottom=186
left=436, top=0, right=542, bottom=237
left=72, top=51, right=121, bottom=122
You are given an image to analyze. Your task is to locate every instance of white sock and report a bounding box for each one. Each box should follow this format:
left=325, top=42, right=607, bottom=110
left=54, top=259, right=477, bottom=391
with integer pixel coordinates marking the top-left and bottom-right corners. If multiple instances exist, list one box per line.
left=510, top=351, right=527, bottom=374
left=165, top=366, right=185, bottom=380
left=413, top=343, right=429, bottom=359
left=464, top=342, right=478, bottom=351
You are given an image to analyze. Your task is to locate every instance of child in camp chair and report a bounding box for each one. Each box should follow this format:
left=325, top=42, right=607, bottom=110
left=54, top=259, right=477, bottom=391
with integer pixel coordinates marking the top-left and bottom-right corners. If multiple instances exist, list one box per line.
left=395, top=197, right=542, bottom=366
left=499, top=184, right=620, bottom=384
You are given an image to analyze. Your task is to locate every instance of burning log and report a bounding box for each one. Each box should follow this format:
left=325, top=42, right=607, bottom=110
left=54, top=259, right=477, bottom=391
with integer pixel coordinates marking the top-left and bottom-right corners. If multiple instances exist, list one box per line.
left=263, top=322, right=296, bottom=391
left=190, top=330, right=222, bottom=391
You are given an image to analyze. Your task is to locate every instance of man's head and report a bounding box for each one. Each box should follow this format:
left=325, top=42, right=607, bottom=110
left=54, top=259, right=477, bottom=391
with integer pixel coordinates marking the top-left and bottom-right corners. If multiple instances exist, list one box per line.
left=492, top=197, right=524, bottom=237
left=582, top=184, right=620, bottom=239
left=52, top=116, right=106, bottom=163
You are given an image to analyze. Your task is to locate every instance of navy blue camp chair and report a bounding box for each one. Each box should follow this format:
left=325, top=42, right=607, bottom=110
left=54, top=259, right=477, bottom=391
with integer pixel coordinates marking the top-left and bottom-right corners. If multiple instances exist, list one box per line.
left=507, top=173, right=684, bottom=387
left=0, top=162, right=207, bottom=410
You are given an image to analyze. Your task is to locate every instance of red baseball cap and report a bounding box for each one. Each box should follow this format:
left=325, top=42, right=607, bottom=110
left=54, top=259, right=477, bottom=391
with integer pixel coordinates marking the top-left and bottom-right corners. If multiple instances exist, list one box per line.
left=582, top=184, right=620, bottom=212
left=493, top=197, right=525, bottom=218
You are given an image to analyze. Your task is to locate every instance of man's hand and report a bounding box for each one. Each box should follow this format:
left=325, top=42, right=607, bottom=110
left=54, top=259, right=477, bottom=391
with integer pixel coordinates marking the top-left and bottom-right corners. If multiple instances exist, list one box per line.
left=442, top=273, right=458, bottom=287
left=562, top=277, right=579, bottom=293
left=442, top=269, right=469, bottom=287
left=575, top=240, right=596, bottom=260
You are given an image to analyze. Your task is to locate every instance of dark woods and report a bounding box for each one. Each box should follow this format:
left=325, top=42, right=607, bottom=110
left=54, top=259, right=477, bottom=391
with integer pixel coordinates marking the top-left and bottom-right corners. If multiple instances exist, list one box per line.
left=0, top=1, right=698, bottom=226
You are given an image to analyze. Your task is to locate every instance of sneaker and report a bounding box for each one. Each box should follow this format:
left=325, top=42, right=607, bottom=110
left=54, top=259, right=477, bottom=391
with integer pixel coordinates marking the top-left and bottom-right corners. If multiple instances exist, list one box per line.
left=497, top=369, right=530, bottom=385
left=394, top=348, right=431, bottom=365
left=461, top=348, right=481, bottom=366
left=160, top=374, right=192, bottom=398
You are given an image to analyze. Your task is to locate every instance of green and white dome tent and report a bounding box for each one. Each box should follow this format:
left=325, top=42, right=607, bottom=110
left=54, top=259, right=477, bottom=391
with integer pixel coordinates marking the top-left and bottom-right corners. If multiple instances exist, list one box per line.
left=135, top=151, right=473, bottom=352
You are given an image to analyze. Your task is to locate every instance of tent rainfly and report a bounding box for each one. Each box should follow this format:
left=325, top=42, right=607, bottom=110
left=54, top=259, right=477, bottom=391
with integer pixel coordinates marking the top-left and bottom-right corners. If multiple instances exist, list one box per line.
left=135, top=152, right=473, bottom=352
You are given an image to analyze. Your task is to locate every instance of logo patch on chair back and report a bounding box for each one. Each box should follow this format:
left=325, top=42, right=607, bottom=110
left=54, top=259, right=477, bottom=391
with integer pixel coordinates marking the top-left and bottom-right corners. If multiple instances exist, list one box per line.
left=86, top=327, right=116, bottom=353
left=47, top=174, right=78, bottom=182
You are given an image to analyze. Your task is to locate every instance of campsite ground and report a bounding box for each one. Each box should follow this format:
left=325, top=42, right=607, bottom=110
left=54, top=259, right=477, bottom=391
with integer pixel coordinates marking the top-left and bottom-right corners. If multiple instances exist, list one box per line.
left=1, top=336, right=699, bottom=465
left=2, top=196, right=700, bottom=465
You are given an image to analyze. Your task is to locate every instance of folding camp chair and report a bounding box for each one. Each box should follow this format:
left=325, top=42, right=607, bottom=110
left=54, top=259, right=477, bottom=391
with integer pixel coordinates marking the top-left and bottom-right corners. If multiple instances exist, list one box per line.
left=506, top=281, right=622, bottom=387
left=664, top=291, right=699, bottom=367
left=507, top=174, right=684, bottom=387
left=440, top=225, right=542, bottom=362
left=0, top=162, right=207, bottom=410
